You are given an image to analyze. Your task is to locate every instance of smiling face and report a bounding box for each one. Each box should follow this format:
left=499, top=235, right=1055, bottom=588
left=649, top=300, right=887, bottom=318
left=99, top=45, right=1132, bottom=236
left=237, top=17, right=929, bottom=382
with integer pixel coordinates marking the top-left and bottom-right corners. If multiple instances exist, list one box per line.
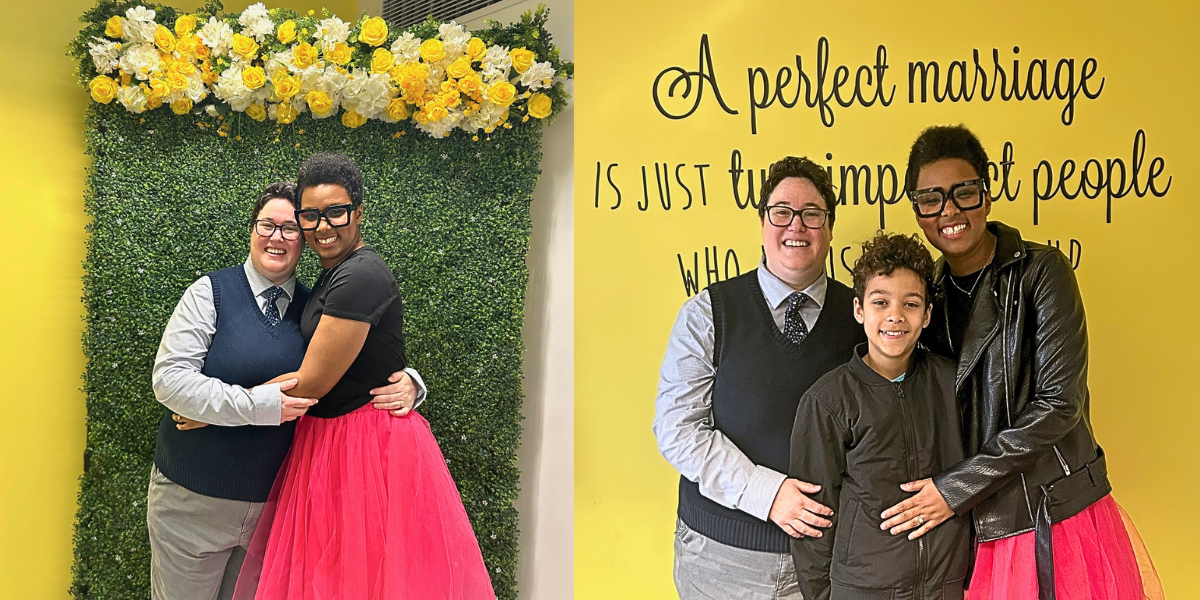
left=249, top=198, right=304, bottom=284
left=914, top=158, right=993, bottom=268
left=854, top=268, right=931, bottom=376
left=761, top=177, right=832, bottom=290
left=300, top=183, right=363, bottom=268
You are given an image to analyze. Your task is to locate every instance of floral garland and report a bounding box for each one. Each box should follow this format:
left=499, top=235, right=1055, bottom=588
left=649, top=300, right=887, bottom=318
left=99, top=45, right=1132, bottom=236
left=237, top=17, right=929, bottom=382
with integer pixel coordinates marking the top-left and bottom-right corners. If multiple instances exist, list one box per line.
left=73, top=2, right=571, bottom=138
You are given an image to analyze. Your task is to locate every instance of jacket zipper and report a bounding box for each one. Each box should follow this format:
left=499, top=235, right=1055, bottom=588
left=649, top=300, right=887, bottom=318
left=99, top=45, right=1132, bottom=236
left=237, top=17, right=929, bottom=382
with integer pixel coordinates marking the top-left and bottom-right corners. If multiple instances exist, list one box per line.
left=895, top=383, right=927, bottom=599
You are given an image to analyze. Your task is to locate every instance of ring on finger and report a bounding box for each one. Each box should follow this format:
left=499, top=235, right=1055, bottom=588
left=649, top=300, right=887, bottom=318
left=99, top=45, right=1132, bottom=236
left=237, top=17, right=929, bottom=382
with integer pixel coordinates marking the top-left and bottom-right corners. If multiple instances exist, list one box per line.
left=916, top=515, right=925, bottom=525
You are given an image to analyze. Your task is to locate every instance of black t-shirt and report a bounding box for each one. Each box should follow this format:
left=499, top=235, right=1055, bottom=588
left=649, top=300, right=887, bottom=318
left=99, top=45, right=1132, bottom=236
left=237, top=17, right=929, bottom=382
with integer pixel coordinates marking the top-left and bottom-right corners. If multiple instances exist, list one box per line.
left=301, top=246, right=407, bottom=418
left=946, top=268, right=985, bottom=354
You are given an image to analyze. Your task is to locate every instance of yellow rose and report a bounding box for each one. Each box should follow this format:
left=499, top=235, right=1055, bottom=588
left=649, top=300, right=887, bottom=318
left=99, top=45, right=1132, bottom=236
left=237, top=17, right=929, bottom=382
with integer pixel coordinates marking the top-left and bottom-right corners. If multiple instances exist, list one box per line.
left=200, top=61, right=218, bottom=84
left=193, top=41, right=211, bottom=60
left=359, top=17, right=388, bottom=47
left=458, top=73, right=483, bottom=95
left=427, top=105, right=449, bottom=121
left=527, top=92, right=552, bottom=119
left=293, top=43, right=317, bottom=69
left=305, top=90, right=333, bottom=116
left=276, top=102, right=299, bottom=124
left=245, top=102, right=267, bottom=122
left=105, top=16, right=123, bottom=38
left=88, top=76, right=118, bottom=104
left=509, top=47, right=535, bottom=74
left=241, top=66, right=267, bottom=90
left=325, top=42, right=352, bottom=66
left=231, top=33, right=258, bottom=60
left=486, top=81, right=516, bottom=107
left=466, top=37, right=486, bottom=61
left=419, top=39, right=445, bottom=63
left=442, top=90, right=461, bottom=109
left=175, top=35, right=193, bottom=56
left=446, top=57, right=473, bottom=80
left=154, top=25, right=177, bottom=52
left=341, top=110, right=366, bottom=128
left=170, top=97, right=193, bottom=115
left=167, top=72, right=189, bottom=91
left=175, top=14, right=197, bottom=37
left=385, top=98, right=409, bottom=121
left=273, top=74, right=301, bottom=100
left=371, top=48, right=394, bottom=74
left=276, top=20, right=297, bottom=44
left=146, top=78, right=171, bottom=102
left=170, top=60, right=196, bottom=76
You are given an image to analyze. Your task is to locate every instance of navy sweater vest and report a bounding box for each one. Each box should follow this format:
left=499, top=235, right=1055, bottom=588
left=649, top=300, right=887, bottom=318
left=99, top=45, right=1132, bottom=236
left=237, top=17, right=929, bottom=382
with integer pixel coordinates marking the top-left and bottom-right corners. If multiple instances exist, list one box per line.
left=153, top=266, right=310, bottom=502
left=677, top=270, right=865, bottom=553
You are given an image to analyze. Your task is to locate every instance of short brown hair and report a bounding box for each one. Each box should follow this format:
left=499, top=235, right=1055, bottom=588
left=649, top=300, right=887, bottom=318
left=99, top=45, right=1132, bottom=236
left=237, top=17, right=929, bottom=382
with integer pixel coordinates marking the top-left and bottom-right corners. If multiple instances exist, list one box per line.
left=758, top=156, right=838, bottom=229
left=852, top=231, right=934, bottom=302
left=250, top=181, right=297, bottom=222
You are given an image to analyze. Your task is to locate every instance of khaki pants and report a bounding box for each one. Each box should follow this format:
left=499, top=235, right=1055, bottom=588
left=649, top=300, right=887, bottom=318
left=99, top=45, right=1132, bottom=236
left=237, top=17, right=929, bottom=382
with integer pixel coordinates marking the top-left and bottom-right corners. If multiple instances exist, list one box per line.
left=146, top=465, right=264, bottom=600
left=674, top=519, right=804, bottom=600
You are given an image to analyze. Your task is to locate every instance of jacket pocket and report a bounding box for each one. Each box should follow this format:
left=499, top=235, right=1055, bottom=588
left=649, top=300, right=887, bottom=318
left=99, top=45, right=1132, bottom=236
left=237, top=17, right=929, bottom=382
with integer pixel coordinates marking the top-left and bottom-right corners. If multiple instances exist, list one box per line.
left=828, top=580, right=894, bottom=600
left=831, top=499, right=916, bottom=588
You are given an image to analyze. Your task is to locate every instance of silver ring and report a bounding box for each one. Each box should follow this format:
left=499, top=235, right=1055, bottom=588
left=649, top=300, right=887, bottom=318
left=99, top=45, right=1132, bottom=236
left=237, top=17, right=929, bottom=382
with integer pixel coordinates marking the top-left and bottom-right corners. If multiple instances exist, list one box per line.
left=917, top=515, right=925, bottom=525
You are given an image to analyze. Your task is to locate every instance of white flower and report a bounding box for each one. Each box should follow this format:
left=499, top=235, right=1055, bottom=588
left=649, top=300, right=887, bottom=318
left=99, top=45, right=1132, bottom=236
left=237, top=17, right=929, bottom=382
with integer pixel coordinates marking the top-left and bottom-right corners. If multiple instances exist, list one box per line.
left=316, top=17, right=349, bottom=46
left=124, top=6, right=156, bottom=23
left=416, top=108, right=462, bottom=138
left=198, top=17, right=234, bottom=56
left=480, top=45, right=512, bottom=81
left=268, top=47, right=296, bottom=72
left=390, top=32, right=421, bottom=63
left=438, top=22, right=470, bottom=59
left=117, top=85, right=147, bottom=113
left=118, top=43, right=162, bottom=80
left=122, top=19, right=157, bottom=44
left=341, top=69, right=392, bottom=119
left=213, top=65, right=254, bottom=111
left=186, top=73, right=209, bottom=103
left=88, top=37, right=121, bottom=74
left=238, top=3, right=274, bottom=41
left=519, top=61, right=555, bottom=91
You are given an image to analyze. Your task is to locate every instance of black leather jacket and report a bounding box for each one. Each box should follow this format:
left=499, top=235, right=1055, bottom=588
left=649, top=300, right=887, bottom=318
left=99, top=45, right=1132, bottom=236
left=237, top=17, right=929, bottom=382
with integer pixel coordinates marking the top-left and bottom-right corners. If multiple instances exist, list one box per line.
left=926, top=222, right=1110, bottom=600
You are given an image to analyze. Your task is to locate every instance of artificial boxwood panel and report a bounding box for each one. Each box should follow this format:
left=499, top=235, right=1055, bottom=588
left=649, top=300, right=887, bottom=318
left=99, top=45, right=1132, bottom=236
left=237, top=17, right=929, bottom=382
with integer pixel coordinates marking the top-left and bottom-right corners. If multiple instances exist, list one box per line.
left=71, top=102, right=540, bottom=599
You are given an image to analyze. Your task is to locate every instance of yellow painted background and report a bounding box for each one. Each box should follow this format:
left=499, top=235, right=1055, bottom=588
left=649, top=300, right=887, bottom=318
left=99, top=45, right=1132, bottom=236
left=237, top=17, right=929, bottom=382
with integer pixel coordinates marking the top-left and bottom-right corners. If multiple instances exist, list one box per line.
left=576, top=1, right=1200, bottom=598
left=0, top=1, right=358, bottom=598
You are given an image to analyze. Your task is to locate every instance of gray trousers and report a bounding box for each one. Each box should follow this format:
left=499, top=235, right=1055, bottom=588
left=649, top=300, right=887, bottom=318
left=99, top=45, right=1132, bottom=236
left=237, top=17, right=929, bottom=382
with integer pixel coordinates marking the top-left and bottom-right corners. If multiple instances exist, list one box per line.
left=146, top=465, right=264, bottom=600
left=674, top=519, right=803, bottom=600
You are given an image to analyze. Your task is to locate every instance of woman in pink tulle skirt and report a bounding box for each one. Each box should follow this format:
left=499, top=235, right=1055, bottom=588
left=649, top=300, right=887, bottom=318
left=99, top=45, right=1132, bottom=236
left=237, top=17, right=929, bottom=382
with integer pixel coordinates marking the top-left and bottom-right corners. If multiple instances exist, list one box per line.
left=876, top=126, right=1161, bottom=600
left=235, top=153, right=495, bottom=600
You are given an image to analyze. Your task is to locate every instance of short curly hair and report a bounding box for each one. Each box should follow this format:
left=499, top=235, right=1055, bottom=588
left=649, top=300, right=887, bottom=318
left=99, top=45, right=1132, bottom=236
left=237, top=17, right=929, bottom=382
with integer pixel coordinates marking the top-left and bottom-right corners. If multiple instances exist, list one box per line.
left=295, top=152, right=364, bottom=207
left=249, top=181, right=297, bottom=223
left=852, top=231, right=935, bottom=302
left=905, top=124, right=989, bottom=193
left=758, top=156, right=838, bottom=229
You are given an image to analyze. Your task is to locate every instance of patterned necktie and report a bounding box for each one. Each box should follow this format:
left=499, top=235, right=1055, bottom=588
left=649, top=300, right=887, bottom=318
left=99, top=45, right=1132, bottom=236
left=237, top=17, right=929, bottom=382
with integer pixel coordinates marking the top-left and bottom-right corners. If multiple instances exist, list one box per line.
left=783, top=292, right=810, bottom=344
left=264, top=286, right=284, bottom=326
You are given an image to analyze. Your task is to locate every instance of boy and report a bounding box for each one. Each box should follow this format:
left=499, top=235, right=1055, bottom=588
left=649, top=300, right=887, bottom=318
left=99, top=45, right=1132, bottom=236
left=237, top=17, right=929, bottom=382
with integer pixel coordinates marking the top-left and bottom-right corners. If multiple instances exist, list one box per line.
left=789, top=232, right=970, bottom=600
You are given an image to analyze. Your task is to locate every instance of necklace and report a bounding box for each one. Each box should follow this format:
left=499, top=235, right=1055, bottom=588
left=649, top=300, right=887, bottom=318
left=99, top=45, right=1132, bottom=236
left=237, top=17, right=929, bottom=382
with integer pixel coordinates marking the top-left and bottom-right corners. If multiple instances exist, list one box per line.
left=949, top=269, right=985, bottom=296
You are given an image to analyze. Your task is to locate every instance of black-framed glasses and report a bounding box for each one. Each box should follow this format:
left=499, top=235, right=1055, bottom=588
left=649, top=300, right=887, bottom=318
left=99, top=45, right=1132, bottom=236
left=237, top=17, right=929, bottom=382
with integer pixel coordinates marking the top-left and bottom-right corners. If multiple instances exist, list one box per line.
left=296, top=203, right=356, bottom=230
left=908, top=178, right=988, bottom=218
left=765, top=204, right=830, bottom=229
left=253, top=219, right=302, bottom=241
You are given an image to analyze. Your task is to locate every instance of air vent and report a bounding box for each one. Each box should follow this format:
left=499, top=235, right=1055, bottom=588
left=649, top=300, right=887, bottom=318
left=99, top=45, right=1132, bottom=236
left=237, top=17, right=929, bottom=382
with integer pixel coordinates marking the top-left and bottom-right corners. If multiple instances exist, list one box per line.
left=382, top=0, right=507, bottom=29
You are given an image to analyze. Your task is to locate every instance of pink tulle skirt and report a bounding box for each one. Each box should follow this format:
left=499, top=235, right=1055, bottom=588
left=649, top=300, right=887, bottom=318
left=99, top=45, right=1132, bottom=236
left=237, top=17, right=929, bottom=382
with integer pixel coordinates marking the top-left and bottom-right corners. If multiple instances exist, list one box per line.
left=233, top=404, right=496, bottom=600
left=967, top=495, right=1146, bottom=600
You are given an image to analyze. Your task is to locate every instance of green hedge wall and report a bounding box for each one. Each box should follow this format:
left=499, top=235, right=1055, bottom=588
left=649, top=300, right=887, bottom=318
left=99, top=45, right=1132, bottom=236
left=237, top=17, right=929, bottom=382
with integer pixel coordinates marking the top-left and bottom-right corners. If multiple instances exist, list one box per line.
left=71, top=97, right=544, bottom=598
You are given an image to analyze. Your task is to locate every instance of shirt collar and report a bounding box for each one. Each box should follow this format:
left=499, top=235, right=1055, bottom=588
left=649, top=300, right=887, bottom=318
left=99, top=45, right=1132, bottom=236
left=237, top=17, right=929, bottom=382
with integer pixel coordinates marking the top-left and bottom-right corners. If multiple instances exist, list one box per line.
left=243, top=256, right=296, bottom=300
left=757, top=257, right=827, bottom=311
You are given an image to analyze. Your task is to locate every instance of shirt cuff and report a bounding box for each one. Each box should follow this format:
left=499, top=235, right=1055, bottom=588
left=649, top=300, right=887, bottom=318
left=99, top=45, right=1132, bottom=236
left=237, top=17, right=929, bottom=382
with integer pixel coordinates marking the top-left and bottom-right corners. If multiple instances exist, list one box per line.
left=742, top=466, right=788, bottom=521
left=405, top=367, right=427, bottom=409
left=249, top=383, right=282, bottom=426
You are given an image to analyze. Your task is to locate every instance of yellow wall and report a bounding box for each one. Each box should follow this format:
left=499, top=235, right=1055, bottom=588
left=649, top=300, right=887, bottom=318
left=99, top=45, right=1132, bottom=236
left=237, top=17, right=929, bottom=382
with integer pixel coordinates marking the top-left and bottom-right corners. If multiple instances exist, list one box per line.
left=576, top=1, right=1199, bottom=598
left=0, top=1, right=359, bottom=597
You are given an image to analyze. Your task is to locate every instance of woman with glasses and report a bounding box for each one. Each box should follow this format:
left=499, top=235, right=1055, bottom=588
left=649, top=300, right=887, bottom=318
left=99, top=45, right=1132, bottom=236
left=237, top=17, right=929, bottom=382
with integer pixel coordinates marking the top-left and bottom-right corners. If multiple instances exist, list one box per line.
left=148, top=182, right=422, bottom=600
left=234, top=153, right=495, bottom=600
left=875, top=125, right=1158, bottom=600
